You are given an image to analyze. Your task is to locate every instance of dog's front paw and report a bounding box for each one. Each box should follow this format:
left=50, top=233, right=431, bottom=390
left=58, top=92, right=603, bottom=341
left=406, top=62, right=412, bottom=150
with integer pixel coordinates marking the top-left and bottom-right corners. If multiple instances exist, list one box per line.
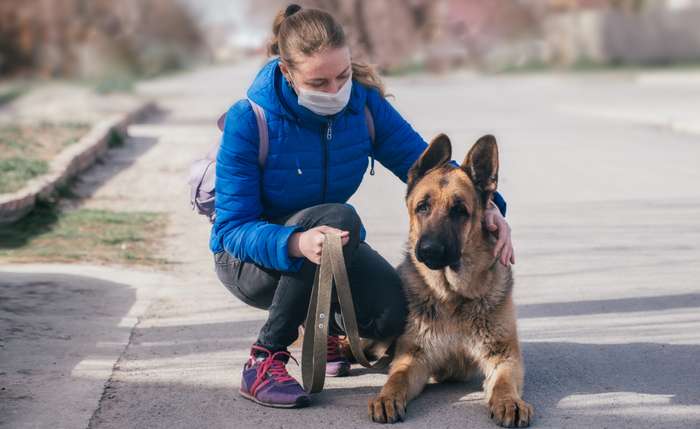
left=368, top=393, right=407, bottom=424
left=488, top=396, right=533, bottom=428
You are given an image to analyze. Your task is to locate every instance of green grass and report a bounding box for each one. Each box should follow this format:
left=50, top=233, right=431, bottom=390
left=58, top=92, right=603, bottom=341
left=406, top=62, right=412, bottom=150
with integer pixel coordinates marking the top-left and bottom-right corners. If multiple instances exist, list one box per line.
left=0, top=85, right=26, bottom=106
left=94, top=75, right=136, bottom=94
left=384, top=60, right=428, bottom=77
left=0, top=122, right=90, bottom=194
left=107, top=129, right=125, bottom=147
left=0, top=202, right=169, bottom=266
left=494, top=58, right=700, bottom=75
left=0, top=157, right=49, bottom=193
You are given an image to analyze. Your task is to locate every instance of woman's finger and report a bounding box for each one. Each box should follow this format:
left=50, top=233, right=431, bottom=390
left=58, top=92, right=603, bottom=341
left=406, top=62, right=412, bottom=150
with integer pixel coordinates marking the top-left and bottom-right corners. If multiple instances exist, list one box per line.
left=500, top=245, right=509, bottom=266
left=509, top=239, right=515, bottom=263
left=485, top=212, right=498, bottom=231
left=493, top=225, right=506, bottom=257
left=317, top=225, right=347, bottom=236
left=496, top=225, right=511, bottom=265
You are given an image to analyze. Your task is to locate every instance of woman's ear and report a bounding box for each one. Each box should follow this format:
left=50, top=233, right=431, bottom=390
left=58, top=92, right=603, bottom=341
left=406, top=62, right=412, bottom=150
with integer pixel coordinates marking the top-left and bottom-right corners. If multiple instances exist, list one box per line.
left=279, top=62, right=293, bottom=86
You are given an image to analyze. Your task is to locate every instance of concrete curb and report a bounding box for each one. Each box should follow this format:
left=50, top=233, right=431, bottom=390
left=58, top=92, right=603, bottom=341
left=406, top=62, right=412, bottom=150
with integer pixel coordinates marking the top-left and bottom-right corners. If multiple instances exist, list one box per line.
left=0, top=100, right=157, bottom=224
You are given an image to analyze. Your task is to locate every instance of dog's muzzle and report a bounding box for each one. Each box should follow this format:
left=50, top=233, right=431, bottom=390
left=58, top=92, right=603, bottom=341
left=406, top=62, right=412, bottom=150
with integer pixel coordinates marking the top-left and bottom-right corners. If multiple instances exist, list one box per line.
left=416, top=237, right=459, bottom=270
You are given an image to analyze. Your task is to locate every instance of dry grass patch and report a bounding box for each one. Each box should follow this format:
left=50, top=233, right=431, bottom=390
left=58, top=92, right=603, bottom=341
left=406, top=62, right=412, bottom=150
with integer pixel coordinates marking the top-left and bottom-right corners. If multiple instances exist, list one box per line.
left=0, top=122, right=90, bottom=193
left=0, top=202, right=169, bottom=266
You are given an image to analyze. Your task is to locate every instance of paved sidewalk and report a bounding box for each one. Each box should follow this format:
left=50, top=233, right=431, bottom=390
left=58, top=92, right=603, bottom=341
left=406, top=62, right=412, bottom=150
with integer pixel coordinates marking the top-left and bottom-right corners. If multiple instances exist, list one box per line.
left=1, top=62, right=699, bottom=428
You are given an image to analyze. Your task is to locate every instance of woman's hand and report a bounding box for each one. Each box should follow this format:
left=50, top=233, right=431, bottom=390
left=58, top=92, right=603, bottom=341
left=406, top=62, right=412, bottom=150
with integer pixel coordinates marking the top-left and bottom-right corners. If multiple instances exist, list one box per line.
left=484, top=201, right=515, bottom=267
left=288, top=225, right=350, bottom=264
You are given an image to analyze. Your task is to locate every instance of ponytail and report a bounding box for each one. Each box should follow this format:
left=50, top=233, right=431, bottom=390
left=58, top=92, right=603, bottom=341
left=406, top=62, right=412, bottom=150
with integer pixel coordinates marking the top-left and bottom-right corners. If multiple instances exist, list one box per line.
left=267, top=4, right=302, bottom=57
left=351, top=61, right=387, bottom=98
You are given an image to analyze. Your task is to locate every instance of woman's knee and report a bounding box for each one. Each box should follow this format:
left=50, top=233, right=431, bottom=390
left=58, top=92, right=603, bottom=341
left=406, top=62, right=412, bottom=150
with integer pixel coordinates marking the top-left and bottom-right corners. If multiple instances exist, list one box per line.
left=213, top=251, right=279, bottom=310
left=330, top=203, right=362, bottom=231
left=286, top=203, right=363, bottom=241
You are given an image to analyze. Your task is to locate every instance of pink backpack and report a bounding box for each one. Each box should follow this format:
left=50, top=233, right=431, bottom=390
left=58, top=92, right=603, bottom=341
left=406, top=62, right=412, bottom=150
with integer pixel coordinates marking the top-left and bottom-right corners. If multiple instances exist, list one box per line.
left=188, top=99, right=375, bottom=223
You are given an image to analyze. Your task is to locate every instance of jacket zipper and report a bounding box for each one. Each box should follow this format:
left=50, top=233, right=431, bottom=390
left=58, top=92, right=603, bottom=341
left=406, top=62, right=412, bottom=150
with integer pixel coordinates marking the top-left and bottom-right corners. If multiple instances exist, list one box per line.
left=321, top=120, right=332, bottom=202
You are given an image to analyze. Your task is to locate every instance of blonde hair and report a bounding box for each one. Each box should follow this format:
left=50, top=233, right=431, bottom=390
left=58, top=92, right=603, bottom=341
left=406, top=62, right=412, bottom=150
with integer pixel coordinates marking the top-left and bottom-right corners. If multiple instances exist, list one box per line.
left=268, top=4, right=386, bottom=97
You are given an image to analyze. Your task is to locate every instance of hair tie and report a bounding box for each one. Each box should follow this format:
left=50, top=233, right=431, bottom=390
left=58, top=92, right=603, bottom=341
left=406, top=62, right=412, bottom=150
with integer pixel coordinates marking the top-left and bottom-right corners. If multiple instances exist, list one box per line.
left=284, top=4, right=301, bottom=18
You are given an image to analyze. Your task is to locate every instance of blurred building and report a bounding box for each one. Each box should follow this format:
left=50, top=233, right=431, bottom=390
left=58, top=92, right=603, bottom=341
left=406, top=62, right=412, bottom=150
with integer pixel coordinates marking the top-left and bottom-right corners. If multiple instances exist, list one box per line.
left=295, top=0, right=700, bottom=71
left=536, top=0, right=700, bottom=67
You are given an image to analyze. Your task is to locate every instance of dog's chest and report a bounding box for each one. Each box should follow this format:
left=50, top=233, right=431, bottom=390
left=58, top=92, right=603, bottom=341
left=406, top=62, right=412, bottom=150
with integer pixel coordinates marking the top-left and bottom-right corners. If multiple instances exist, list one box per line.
left=408, top=299, right=490, bottom=356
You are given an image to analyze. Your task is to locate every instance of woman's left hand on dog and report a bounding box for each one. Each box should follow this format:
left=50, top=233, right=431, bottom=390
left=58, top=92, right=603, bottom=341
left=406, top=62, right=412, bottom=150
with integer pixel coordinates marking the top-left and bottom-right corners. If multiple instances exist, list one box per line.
left=484, top=202, right=514, bottom=267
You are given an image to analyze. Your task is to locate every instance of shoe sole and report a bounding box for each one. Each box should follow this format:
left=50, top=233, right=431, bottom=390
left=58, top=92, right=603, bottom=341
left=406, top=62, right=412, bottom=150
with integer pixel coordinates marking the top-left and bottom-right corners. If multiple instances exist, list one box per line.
left=239, top=389, right=311, bottom=409
left=326, top=367, right=351, bottom=377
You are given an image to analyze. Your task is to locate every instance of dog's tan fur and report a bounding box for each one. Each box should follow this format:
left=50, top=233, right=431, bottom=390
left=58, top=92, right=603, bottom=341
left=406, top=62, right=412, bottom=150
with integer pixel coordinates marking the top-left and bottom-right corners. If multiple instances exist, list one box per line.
left=368, top=134, right=533, bottom=427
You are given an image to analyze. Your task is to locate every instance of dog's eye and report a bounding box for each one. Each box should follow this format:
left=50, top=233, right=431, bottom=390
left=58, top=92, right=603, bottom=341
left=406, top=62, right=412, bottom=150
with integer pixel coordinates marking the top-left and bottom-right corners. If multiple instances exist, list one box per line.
left=416, top=202, right=430, bottom=214
left=450, top=205, right=469, bottom=218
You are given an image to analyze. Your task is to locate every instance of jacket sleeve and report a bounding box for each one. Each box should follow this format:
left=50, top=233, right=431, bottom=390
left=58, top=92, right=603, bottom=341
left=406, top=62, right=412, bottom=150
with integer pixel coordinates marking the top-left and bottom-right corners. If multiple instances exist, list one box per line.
left=366, top=89, right=507, bottom=217
left=212, top=99, right=306, bottom=272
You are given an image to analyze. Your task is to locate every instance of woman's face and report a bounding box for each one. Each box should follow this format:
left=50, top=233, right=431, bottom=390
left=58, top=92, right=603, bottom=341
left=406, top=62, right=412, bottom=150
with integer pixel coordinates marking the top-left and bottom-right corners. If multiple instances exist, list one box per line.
left=281, top=46, right=351, bottom=94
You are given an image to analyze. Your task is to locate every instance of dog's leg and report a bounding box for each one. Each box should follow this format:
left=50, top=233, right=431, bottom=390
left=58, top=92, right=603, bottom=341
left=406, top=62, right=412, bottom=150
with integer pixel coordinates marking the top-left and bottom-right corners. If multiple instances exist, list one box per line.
left=479, top=339, right=533, bottom=428
left=368, top=347, right=430, bottom=424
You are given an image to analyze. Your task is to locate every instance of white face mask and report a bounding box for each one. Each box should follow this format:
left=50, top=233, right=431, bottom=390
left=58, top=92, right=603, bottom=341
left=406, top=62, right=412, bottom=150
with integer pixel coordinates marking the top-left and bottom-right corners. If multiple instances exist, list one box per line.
left=294, top=72, right=352, bottom=116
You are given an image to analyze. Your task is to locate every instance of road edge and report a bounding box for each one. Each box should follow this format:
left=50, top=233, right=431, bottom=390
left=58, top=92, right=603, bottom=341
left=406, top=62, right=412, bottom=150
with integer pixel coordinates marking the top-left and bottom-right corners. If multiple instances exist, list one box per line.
left=0, top=100, right=158, bottom=224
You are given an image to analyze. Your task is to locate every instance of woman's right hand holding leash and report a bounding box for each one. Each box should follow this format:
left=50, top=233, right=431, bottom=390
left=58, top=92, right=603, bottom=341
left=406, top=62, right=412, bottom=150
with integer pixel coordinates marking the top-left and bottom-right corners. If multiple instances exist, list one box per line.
left=288, top=226, right=350, bottom=264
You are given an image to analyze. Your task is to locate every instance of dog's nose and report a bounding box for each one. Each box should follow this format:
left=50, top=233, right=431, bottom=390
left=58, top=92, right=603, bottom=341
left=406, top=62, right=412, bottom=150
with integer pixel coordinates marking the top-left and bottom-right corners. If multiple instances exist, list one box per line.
left=416, top=238, right=446, bottom=269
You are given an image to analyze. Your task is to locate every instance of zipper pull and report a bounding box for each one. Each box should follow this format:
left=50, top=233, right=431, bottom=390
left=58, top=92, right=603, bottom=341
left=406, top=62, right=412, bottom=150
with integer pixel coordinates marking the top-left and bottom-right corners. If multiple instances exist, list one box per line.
left=326, top=121, right=332, bottom=140
left=369, top=152, right=376, bottom=176
left=296, top=157, right=303, bottom=175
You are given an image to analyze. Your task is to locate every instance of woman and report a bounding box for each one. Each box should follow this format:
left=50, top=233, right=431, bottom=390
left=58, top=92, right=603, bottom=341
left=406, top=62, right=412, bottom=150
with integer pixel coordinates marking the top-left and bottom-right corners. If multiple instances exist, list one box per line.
left=211, top=4, right=514, bottom=409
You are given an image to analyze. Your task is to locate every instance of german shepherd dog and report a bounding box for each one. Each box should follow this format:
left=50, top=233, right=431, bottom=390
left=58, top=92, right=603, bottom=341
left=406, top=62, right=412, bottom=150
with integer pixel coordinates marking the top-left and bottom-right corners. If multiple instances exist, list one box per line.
left=368, top=134, right=533, bottom=427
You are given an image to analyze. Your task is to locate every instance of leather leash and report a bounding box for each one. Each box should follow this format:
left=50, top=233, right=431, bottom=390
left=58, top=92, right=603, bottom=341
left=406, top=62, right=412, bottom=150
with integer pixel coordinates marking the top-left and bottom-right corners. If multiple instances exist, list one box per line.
left=301, top=233, right=392, bottom=393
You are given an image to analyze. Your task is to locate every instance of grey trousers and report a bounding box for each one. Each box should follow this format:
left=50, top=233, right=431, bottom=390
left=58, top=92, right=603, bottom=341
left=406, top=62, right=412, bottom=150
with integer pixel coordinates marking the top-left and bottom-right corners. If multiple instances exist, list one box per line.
left=213, top=203, right=408, bottom=352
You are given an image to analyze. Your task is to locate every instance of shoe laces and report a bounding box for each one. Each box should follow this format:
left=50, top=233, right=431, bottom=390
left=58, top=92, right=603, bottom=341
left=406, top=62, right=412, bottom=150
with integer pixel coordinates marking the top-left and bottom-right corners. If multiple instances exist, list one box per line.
left=250, top=345, right=298, bottom=388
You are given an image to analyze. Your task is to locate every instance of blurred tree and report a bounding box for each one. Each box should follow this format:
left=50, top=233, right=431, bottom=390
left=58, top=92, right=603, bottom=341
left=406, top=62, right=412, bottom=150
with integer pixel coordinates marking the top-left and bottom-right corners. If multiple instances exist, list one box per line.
left=0, top=0, right=204, bottom=78
left=247, top=0, right=700, bottom=72
left=300, top=0, right=444, bottom=71
left=250, top=0, right=444, bottom=72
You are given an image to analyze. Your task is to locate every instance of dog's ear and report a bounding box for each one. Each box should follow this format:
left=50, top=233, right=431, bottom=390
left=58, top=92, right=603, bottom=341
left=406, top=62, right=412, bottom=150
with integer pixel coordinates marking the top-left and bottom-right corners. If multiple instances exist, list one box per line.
left=406, top=134, right=452, bottom=196
left=461, top=134, right=499, bottom=205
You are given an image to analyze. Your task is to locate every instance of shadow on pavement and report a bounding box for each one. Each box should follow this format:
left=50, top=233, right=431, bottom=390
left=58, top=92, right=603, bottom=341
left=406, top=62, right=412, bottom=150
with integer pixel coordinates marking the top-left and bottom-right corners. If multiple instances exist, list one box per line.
left=4, top=273, right=697, bottom=428
left=518, top=293, right=700, bottom=318
left=0, top=271, right=136, bottom=428
left=71, top=135, right=159, bottom=202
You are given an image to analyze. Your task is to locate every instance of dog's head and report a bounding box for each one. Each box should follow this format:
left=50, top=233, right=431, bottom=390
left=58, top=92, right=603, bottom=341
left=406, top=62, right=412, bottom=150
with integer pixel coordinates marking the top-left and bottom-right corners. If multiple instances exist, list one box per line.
left=405, top=133, right=499, bottom=271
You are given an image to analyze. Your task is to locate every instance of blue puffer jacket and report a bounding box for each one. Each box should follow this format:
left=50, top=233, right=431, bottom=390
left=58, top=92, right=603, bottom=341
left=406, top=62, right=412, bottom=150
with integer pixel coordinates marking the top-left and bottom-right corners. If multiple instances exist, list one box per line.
left=210, top=57, right=506, bottom=272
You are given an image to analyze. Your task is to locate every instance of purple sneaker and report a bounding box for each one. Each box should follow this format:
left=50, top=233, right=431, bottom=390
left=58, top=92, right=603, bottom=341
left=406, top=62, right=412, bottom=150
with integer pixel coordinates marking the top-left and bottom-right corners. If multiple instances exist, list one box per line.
left=239, top=345, right=311, bottom=408
left=326, top=335, right=351, bottom=377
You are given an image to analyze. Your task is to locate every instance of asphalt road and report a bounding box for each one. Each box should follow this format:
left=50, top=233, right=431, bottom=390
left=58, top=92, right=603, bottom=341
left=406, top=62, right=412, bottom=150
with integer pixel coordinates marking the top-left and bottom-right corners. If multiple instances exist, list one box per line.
left=1, top=61, right=699, bottom=429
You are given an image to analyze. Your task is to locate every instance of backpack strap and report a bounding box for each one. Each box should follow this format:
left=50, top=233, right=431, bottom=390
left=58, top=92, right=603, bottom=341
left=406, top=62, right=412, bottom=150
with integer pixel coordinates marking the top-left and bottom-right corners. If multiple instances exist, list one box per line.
left=364, top=105, right=377, bottom=176
left=248, top=99, right=269, bottom=169
left=364, top=105, right=375, bottom=146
